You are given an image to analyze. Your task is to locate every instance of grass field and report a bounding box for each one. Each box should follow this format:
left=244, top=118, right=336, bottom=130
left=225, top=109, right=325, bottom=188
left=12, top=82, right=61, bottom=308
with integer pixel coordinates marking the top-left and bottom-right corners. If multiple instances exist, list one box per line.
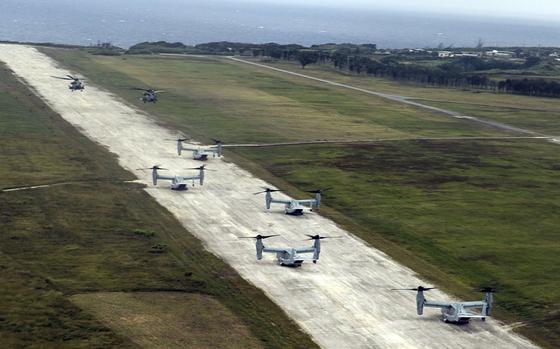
left=257, top=59, right=560, bottom=113
left=71, top=292, right=263, bottom=349
left=37, top=48, right=560, bottom=348
left=42, top=49, right=509, bottom=144
left=0, top=62, right=318, bottom=348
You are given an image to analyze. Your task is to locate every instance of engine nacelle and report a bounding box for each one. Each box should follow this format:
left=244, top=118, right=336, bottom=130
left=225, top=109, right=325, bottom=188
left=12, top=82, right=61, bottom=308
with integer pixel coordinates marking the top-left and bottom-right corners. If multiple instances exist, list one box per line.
left=416, top=290, right=425, bottom=315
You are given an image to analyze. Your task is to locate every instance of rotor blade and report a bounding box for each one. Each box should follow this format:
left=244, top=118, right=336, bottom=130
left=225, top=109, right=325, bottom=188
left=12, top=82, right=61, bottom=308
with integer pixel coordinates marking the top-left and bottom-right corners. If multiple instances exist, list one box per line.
left=390, top=288, right=420, bottom=291
left=253, top=188, right=280, bottom=195
left=305, top=187, right=333, bottom=193
left=130, top=87, right=148, bottom=91
left=187, top=165, right=214, bottom=171
left=305, top=234, right=343, bottom=240
left=51, top=76, right=73, bottom=80
left=239, top=234, right=280, bottom=239
left=154, top=90, right=166, bottom=93
left=136, top=167, right=167, bottom=170
left=391, top=286, right=436, bottom=291
left=477, top=287, right=497, bottom=293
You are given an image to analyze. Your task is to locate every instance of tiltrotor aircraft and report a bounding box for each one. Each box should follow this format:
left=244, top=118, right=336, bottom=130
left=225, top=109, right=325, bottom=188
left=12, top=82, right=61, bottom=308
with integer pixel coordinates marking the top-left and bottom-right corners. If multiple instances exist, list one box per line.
left=51, top=75, right=85, bottom=91
left=254, top=187, right=329, bottom=215
left=241, top=234, right=337, bottom=267
left=176, top=138, right=223, bottom=161
left=392, top=286, right=495, bottom=324
left=137, top=165, right=207, bottom=190
left=131, top=88, right=165, bottom=103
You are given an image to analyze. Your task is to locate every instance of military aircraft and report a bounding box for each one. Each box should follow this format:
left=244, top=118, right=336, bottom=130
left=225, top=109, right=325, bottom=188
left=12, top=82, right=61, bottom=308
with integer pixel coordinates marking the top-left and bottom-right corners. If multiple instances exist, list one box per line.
left=240, top=234, right=337, bottom=267
left=51, top=75, right=85, bottom=91
left=136, top=165, right=207, bottom=190
left=253, top=187, right=329, bottom=215
left=391, top=286, right=495, bottom=324
left=175, top=138, right=223, bottom=160
left=131, top=88, right=165, bottom=103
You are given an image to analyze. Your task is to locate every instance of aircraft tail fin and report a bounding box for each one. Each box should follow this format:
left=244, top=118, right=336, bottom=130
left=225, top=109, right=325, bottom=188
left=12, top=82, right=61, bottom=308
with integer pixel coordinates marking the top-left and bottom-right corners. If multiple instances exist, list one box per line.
left=484, top=292, right=493, bottom=315
left=177, top=140, right=182, bottom=156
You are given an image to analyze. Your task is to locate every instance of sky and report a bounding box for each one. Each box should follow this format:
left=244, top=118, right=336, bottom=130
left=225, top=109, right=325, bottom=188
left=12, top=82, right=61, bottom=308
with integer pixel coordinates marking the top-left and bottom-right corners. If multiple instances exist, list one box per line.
left=241, top=0, right=560, bottom=20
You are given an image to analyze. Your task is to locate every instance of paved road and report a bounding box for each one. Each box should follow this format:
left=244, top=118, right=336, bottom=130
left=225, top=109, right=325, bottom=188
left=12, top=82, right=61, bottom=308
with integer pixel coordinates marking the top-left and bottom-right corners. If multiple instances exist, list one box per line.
left=229, top=57, right=554, bottom=139
left=0, top=45, right=538, bottom=349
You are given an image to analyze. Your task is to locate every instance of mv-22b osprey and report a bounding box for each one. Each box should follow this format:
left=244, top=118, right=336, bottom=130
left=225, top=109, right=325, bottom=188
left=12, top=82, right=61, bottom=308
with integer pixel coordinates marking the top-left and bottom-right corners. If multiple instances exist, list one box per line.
left=392, top=286, right=495, bottom=324
left=254, top=187, right=330, bottom=215
left=137, top=165, right=207, bottom=190
left=241, top=234, right=338, bottom=267
left=175, top=138, right=223, bottom=161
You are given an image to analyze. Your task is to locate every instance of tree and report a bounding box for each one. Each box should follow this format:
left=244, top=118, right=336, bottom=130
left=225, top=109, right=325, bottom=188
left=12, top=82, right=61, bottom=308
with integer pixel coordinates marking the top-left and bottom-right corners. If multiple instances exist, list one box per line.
left=524, top=56, right=541, bottom=68
left=297, top=51, right=319, bottom=69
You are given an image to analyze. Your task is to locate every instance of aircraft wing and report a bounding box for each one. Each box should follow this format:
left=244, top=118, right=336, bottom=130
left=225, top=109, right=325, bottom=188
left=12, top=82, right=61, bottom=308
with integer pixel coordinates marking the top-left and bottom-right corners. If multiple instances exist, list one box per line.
left=461, top=301, right=486, bottom=308
left=296, top=199, right=315, bottom=206
left=180, top=175, right=200, bottom=181
left=157, top=175, right=176, bottom=181
left=270, top=199, right=291, bottom=205
left=262, top=247, right=288, bottom=253
left=424, top=300, right=452, bottom=309
left=294, top=247, right=315, bottom=254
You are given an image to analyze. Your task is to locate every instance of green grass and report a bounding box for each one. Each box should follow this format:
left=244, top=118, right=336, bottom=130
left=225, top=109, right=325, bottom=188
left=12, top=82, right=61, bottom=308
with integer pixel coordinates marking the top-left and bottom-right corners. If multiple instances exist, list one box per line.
left=71, top=292, right=264, bottom=349
left=41, top=48, right=506, bottom=144
left=0, top=63, right=318, bottom=348
left=416, top=100, right=560, bottom=135
left=37, top=48, right=560, bottom=348
left=257, top=59, right=560, bottom=113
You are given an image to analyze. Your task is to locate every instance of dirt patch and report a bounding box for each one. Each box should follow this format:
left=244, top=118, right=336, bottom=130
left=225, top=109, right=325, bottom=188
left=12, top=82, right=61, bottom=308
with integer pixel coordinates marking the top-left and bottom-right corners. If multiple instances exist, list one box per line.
left=70, top=292, right=263, bottom=349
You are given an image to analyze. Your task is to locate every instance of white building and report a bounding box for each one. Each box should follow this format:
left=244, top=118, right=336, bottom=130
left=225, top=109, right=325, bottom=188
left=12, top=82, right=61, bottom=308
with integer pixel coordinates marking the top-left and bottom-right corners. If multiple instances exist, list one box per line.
left=438, top=51, right=453, bottom=58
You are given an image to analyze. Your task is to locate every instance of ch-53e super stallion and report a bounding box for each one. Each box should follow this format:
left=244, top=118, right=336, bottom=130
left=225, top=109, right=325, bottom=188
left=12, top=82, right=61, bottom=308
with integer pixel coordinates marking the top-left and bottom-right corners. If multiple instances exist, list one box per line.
left=254, top=187, right=330, bottom=215
left=240, top=234, right=339, bottom=267
left=391, top=286, right=495, bottom=324
left=175, top=138, right=223, bottom=160
left=51, top=75, right=85, bottom=91
left=131, top=88, right=165, bottom=103
left=136, top=165, right=208, bottom=190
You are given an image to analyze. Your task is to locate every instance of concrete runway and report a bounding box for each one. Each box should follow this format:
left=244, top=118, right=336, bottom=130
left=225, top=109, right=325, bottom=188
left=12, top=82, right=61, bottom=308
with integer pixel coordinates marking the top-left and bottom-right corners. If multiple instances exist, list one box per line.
left=0, top=45, right=538, bottom=349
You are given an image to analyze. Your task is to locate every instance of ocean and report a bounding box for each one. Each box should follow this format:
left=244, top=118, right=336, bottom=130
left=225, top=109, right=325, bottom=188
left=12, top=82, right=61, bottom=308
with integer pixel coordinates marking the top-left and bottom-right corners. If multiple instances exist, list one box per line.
left=0, top=0, right=559, bottom=49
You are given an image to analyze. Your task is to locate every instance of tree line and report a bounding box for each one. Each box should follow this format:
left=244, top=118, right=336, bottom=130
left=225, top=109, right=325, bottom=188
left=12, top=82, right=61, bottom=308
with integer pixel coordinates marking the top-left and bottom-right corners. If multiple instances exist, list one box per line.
left=293, top=52, right=559, bottom=98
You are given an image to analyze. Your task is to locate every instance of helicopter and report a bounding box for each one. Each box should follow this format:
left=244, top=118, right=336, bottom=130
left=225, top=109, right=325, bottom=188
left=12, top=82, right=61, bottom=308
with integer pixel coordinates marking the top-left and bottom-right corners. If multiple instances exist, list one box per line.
left=51, top=75, right=85, bottom=91
left=253, top=187, right=329, bottom=215
left=136, top=165, right=207, bottom=190
left=175, top=138, right=223, bottom=160
left=391, top=286, right=495, bottom=324
left=131, top=88, right=165, bottom=103
left=240, top=234, right=338, bottom=267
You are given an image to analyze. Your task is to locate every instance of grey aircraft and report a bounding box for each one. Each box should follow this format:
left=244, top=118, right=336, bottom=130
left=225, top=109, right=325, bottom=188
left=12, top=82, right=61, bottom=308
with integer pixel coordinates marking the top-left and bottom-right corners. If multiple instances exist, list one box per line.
left=176, top=138, right=223, bottom=160
left=137, top=165, right=207, bottom=190
left=392, top=286, right=495, bottom=324
left=254, top=187, right=329, bottom=215
left=132, top=88, right=165, bottom=103
left=51, top=75, right=85, bottom=91
left=241, top=234, right=337, bottom=267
